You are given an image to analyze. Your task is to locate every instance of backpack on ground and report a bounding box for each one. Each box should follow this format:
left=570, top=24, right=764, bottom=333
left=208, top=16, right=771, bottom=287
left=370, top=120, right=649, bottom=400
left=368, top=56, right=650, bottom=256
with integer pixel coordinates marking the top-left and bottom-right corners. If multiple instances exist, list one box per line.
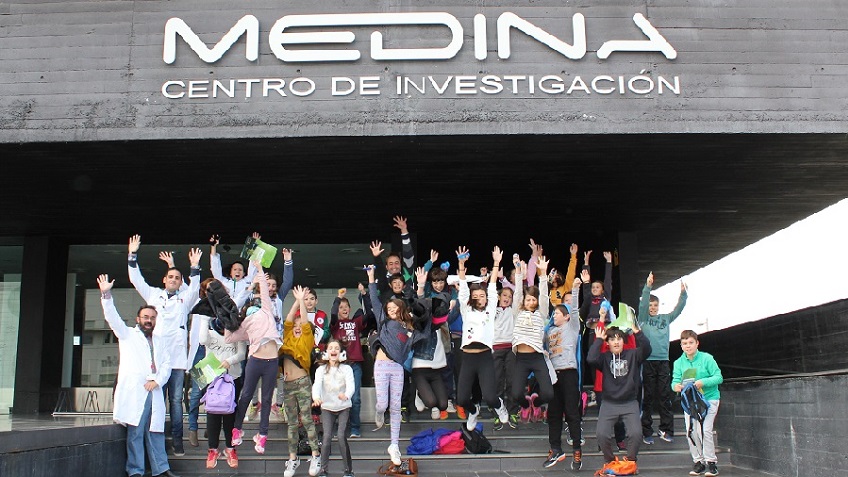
left=460, top=425, right=492, bottom=454
left=200, top=373, right=236, bottom=414
left=378, top=458, right=418, bottom=476
left=595, top=457, right=638, bottom=476
left=680, top=381, right=711, bottom=447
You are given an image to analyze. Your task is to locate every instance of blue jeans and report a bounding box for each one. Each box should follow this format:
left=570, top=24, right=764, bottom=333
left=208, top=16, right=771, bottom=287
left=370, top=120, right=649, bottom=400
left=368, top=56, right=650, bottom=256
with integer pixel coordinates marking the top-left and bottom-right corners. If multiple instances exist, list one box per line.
left=127, top=393, right=170, bottom=476
left=164, top=369, right=185, bottom=441
left=349, top=362, right=363, bottom=434
left=188, top=346, right=206, bottom=431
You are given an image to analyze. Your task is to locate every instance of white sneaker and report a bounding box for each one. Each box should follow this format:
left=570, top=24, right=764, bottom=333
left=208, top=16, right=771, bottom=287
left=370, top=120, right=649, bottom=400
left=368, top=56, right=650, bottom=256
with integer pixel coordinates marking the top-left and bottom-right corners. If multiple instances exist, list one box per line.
left=388, top=444, right=402, bottom=466
left=284, top=457, right=301, bottom=477
left=495, top=398, right=510, bottom=425
left=446, top=399, right=457, bottom=413
left=375, top=409, right=385, bottom=430
left=414, top=393, right=426, bottom=413
left=431, top=407, right=441, bottom=420
left=466, top=406, right=479, bottom=431
left=308, top=456, right=321, bottom=476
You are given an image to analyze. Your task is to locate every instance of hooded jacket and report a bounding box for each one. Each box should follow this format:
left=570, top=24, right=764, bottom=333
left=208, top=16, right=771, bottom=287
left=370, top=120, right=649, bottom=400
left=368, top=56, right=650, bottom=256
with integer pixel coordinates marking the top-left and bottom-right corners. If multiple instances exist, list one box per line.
left=587, top=330, right=652, bottom=403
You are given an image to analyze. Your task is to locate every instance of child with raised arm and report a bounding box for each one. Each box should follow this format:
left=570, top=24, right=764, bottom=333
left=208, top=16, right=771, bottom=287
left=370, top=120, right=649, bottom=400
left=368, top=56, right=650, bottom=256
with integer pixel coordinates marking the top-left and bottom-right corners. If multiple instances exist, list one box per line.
left=224, top=262, right=281, bottom=456
left=312, top=338, right=356, bottom=477
left=366, top=264, right=422, bottom=466
left=455, top=246, right=512, bottom=431
left=282, top=286, right=322, bottom=477
left=543, top=279, right=583, bottom=470
left=511, top=255, right=556, bottom=423
left=330, top=287, right=367, bottom=438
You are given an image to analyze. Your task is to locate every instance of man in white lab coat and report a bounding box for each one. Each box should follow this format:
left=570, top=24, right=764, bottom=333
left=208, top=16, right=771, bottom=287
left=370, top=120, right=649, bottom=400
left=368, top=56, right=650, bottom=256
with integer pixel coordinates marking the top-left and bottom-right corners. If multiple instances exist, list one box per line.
left=127, top=234, right=202, bottom=456
left=98, top=274, right=180, bottom=477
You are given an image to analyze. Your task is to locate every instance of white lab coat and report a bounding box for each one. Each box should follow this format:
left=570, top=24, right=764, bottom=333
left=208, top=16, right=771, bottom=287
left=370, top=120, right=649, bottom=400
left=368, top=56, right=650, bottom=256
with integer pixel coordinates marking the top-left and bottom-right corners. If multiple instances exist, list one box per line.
left=210, top=253, right=257, bottom=298
left=128, top=263, right=199, bottom=370
left=102, top=296, right=171, bottom=431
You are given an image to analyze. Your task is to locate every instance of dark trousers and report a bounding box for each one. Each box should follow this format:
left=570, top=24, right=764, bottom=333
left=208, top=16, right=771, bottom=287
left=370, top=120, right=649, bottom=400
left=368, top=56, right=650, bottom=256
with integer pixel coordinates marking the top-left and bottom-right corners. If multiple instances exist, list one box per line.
left=548, top=369, right=582, bottom=452
left=511, top=352, right=554, bottom=408
left=456, top=349, right=500, bottom=414
left=234, top=356, right=277, bottom=435
left=321, top=409, right=352, bottom=473
left=412, top=367, right=448, bottom=411
left=207, top=375, right=244, bottom=449
left=401, top=370, right=413, bottom=412
left=641, top=360, right=674, bottom=437
left=597, top=400, right=642, bottom=462
left=493, top=347, right=519, bottom=414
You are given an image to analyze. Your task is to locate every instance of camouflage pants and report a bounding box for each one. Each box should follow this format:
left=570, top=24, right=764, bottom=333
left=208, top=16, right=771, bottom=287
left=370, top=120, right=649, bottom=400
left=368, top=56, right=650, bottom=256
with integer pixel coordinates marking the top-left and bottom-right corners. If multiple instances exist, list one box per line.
left=284, top=375, right=319, bottom=455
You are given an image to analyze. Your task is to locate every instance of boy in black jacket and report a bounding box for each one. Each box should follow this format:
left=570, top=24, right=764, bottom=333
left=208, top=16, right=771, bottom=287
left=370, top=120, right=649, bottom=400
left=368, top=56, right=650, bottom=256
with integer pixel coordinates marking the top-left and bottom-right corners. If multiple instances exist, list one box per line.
left=587, top=323, right=652, bottom=473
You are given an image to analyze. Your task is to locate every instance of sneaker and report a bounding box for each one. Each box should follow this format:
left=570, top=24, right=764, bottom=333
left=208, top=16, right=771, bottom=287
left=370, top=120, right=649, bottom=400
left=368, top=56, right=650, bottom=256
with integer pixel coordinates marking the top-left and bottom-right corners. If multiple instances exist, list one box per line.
left=401, top=407, right=410, bottom=423
left=690, top=461, right=707, bottom=475
left=349, top=430, right=361, bottom=438
left=231, top=428, right=244, bottom=446
left=431, top=407, right=441, bottom=420
left=455, top=405, right=467, bottom=420
left=189, top=430, right=199, bottom=447
left=446, top=399, right=457, bottom=413
left=253, top=433, right=267, bottom=454
left=658, top=430, right=674, bottom=443
left=375, top=410, right=385, bottom=430
left=616, top=441, right=627, bottom=452
left=494, top=399, right=510, bottom=427
left=388, top=443, right=402, bottom=466
left=571, top=449, right=583, bottom=471
left=308, top=456, right=322, bottom=476
left=581, top=391, right=589, bottom=414
left=440, top=410, right=448, bottom=420
left=509, top=413, right=520, bottom=428
left=493, top=418, right=504, bottom=431
left=224, top=447, right=238, bottom=468
left=206, top=448, right=219, bottom=469
left=543, top=449, right=567, bottom=468
left=466, top=407, right=480, bottom=431
left=173, top=439, right=185, bottom=456
left=271, top=403, right=281, bottom=419
left=587, top=391, right=597, bottom=407
left=247, top=402, right=260, bottom=421
left=531, top=405, right=543, bottom=423
left=284, top=457, right=301, bottom=477
left=317, top=471, right=329, bottom=477
left=342, top=471, right=355, bottom=477
left=567, top=426, right=586, bottom=446
left=415, top=394, right=426, bottom=413
left=643, top=435, right=655, bottom=445
left=705, top=462, right=719, bottom=476
left=520, top=406, right=531, bottom=423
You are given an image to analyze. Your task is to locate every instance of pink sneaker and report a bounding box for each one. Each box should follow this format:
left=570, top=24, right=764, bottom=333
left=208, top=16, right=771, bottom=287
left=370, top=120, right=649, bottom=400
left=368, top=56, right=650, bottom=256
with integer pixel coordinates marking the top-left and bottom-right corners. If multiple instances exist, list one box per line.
left=520, top=405, right=531, bottom=423
left=253, top=433, right=267, bottom=454
left=231, top=428, right=243, bottom=446
left=532, top=406, right=543, bottom=423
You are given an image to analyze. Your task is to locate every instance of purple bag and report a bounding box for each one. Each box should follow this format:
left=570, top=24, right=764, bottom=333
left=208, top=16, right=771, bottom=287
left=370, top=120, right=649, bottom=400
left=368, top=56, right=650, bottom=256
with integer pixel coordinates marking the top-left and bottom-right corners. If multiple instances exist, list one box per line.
left=201, top=373, right=236, bottom=414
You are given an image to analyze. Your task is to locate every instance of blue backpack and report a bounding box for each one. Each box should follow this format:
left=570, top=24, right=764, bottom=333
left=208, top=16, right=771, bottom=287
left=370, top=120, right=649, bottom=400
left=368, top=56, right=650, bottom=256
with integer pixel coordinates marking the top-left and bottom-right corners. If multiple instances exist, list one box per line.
left=201, top=373, right=236, bottom=414
left=680, top=382, right=710, bottom=446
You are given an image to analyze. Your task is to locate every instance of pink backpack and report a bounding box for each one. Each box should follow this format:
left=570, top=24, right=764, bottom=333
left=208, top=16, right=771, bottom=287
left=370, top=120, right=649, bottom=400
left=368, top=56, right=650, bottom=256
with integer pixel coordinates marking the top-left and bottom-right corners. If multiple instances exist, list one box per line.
left=201, top=373, right=236, bottom=414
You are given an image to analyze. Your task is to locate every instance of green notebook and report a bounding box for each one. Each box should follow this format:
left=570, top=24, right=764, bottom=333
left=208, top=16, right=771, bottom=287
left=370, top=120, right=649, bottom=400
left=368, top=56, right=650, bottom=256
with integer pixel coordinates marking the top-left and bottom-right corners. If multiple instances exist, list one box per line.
left=240, top=236, right=278, bottom=268
left=190, top=353, right=225, bottom=388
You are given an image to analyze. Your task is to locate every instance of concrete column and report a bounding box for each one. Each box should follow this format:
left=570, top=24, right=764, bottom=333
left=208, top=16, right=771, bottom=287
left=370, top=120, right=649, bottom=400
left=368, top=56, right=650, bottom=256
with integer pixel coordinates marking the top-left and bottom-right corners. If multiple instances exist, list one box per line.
left=13, top=236, right=69, bottom=413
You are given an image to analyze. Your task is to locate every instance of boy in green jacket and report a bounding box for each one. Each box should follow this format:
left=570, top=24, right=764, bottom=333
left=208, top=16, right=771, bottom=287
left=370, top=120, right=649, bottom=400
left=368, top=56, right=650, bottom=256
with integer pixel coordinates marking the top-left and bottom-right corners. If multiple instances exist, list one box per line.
left=672, top=330, right=723, bottom=477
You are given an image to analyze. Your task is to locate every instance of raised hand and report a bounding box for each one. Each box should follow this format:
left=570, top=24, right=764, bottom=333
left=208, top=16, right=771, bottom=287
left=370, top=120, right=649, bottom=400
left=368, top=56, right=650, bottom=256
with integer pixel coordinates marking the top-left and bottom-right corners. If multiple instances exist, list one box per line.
left=415, top=267, right=428, bottom=284
left=583, top=250, right=592, bottom=265
left=250, top=259, right=261, bottom=271
left=456, top=246, right=469, bottom=265
left=159, top=251, right=175, bottom=268
left=292, top=285, right=306, bottom=301
left=646, top=272, right=654, bottom=287
left=516, top=261, right=527, bottom=279
left=189, top=248, right=203, bottom=267
left=430, top=249, right=439, bottom=263
left=580, top=268, right=591, bottom=284
left=529, top=238, right=543, bottom=257
left=594, top=323, right=606, bottom=340
left=392, top=216, right=409, bottom=234
left=129, top=235, right=141, bottom=254
left=364, top=264, right=376, bottom=282
left=492, top=245, right=503, bottom=264
left=252, top=231, right=261, bottom=240
left=536, top=255, right=549, bottom=275
left=570, top=243, right=578, bottom=255
left=282, top=248, right=293, bottom=261
left=97, top=274, right=114, bottom=292
left=338, top=288, right=347, bottom=298
left=369, top=240, right=384, bottom=258
left=681, top=281, right=688, bottom=293
left=603, top=251, right=612, bottom=263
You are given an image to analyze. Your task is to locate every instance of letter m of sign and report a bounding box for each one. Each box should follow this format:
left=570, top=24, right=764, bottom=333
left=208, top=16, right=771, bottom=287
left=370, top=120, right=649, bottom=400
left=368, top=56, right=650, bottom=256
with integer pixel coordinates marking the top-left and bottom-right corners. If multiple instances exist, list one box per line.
left=163, top=15, right=259, bottom=64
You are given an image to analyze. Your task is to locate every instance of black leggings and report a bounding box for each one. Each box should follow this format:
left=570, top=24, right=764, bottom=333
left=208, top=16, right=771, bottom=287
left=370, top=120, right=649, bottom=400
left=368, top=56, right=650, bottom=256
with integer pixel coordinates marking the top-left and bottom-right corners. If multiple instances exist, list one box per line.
left=511, top=352, right=555, bottom=408
left=548, top=369, right=582, bottom=452
left=234, top=356, right=278, bottom=435
left=456, top=349, right=500, bottom=414
left=207, top=376, right=244, bottom=449
left=412, top=367, right=448, bottom=411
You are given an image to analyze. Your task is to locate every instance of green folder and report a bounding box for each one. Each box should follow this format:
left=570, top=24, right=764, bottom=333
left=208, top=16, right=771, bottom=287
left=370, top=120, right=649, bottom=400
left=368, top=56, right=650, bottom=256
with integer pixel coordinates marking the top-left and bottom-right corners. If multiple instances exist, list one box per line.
left=191, top=353, right=225, bottom=388
left=608, top=302, right=636, bottom=331
left=240, top=236, right=278, bottom=268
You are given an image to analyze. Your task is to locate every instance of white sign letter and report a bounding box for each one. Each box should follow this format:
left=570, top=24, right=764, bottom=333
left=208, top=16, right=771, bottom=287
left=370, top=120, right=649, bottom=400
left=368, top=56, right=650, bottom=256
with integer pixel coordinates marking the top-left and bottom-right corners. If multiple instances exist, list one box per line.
left=497, top=12, right=586, bottom=60
left=332, top=77, right=357, bottom=96
left=597, top=13, right=677, bottom=60
left=163, top=15, right=259, bottom=64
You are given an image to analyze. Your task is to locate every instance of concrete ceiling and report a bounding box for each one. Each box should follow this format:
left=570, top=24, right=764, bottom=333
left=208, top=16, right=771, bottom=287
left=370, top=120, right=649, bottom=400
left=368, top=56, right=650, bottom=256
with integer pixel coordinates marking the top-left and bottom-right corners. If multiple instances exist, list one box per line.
left=1, top=133, right=846, bottom=298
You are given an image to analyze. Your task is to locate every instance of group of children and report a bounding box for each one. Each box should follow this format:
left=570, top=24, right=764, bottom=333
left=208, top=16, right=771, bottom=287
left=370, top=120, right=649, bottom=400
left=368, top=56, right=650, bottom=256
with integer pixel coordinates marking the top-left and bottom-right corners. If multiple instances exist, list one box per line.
left=142, top=220, right=722, bottom=477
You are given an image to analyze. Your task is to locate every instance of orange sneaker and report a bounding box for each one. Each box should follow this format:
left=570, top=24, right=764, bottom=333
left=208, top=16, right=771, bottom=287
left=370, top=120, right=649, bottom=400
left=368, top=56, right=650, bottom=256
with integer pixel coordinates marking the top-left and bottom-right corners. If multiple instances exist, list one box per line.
left=440, top=410, right=448, bottom=420
left=224, top=447, right=238, bottom=468
left=455, top=405, right=467, bottom=420
left=206, top=448, right=219, bottom=469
